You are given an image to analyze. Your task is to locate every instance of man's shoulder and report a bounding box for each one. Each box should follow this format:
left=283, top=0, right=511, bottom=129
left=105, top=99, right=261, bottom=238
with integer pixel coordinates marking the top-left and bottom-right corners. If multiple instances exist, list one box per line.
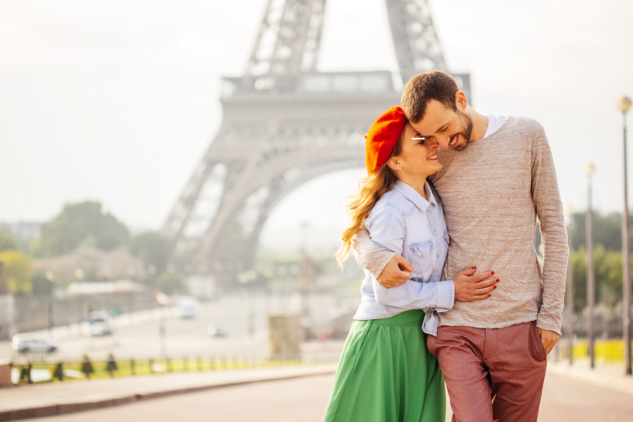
left=507, top=116, right=546, bottom=137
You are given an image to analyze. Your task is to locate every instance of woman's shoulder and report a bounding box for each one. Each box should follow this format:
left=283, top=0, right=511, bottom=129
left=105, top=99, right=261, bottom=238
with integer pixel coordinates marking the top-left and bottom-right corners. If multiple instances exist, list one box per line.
left=366, top=189, right=416, bottom=223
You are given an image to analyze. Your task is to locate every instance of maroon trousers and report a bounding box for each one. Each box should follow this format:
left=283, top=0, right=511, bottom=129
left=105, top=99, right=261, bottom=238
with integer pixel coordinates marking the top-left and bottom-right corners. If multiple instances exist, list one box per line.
left=427, top=321, right=547, bottom=422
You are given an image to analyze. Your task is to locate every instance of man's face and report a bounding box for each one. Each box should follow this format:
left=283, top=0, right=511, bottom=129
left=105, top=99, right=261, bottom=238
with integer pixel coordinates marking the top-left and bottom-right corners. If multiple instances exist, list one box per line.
left=409, top=99, right=473, bottom=151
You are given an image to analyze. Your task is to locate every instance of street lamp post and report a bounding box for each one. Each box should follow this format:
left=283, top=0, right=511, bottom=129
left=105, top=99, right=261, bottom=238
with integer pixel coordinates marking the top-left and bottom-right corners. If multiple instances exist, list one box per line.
left=585, top=163, right=596, bottom=369
left=565, top=205, right=575, bottom=365
left=618, top=95, right=632, bottom=376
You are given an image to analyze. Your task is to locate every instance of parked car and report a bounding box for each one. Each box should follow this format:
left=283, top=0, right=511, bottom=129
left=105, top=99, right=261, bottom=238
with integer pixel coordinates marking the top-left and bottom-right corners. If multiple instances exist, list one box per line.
left=89, top=311, right=112, bottom=336
left=207, top=326, right=227, bottom=338
left=178, top=297, right=199, bottom=319
left=12, top=337, right=58, bottom=354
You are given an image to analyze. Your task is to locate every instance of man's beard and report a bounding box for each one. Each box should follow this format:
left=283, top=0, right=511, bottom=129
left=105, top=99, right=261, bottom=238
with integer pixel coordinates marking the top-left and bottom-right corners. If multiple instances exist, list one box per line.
left=453, top=109, right=474, bottom=151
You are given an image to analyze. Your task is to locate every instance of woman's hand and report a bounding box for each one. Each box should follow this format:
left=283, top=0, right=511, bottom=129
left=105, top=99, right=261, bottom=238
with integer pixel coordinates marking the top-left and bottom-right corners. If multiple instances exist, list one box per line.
left=453, top=267, right=499, bottom=302
left=376, top=254, right=415, bottom=288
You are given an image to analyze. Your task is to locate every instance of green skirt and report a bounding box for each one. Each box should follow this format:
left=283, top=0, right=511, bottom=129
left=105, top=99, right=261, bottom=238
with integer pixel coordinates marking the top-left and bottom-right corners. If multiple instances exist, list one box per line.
left=322, top=310, right=445, bottom=422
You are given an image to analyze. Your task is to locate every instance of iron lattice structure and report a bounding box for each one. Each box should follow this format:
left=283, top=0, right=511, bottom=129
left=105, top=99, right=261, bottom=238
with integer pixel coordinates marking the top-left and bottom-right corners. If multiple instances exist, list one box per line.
left=163, top=0, right=470, bottom=278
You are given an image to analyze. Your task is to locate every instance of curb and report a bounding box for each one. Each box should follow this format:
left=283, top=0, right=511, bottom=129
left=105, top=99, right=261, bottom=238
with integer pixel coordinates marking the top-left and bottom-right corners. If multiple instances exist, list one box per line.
left=0, top=368, right=336, bottom=421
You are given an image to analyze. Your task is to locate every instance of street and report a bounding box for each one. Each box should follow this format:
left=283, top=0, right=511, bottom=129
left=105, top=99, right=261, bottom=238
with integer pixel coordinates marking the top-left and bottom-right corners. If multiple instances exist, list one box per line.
left=21, top=371, right=633, bottom=422
left=1, top=294, right=354, bottom=363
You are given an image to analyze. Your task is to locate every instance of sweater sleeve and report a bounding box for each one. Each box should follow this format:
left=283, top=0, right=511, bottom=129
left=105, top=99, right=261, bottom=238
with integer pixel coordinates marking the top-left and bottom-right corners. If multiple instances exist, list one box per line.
left=352, top=228, right=397, bottom=279
left=531, top=124, right=569, bottom=335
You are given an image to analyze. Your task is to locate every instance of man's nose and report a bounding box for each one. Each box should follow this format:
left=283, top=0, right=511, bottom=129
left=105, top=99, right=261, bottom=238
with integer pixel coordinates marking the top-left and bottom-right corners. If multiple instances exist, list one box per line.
left=437, top=137, right=450, bottom=149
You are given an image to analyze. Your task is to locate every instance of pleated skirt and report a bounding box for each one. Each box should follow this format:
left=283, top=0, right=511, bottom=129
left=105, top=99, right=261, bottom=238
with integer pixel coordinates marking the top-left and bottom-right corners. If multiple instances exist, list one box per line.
left=322, top=309, right=445, bottom=422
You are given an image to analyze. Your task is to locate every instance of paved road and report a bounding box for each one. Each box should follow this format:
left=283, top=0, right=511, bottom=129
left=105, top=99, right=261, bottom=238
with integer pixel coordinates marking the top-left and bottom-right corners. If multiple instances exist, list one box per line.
left=24, top=371, right=633, bottom=422
left=1, top=294, right=352, bottom=362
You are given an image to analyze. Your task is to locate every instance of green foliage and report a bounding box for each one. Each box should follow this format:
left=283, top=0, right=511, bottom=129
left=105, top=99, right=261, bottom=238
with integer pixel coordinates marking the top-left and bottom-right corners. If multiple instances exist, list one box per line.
left=156, top=271, right=185, bottom=294
left=0, top=231, right=18, bottom=252
left=568, top=212, right=630, bottom=251
left=39, top=201, right=129, bottom=257
left=31, top=273, right=54, bottom=295
left=0, top=250, right=32, bottom=293
left=128, top=232, right=172, bottom=276
left=570, top=244, right=632, bottom=310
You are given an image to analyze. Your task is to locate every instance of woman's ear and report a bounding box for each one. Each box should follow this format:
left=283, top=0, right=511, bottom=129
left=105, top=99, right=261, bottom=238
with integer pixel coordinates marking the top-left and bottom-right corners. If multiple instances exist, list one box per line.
left=387, top=156, right=403, bottom=171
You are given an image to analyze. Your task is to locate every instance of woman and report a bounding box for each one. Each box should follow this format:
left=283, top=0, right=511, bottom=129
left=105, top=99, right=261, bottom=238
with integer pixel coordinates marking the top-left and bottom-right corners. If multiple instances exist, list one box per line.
left=322, top=106, right=496, bottom=422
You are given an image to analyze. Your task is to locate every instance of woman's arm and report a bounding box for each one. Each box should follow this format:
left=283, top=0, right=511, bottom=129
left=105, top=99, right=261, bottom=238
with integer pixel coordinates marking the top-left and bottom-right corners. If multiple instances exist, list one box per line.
left=363, top=205, right=454, bottom=311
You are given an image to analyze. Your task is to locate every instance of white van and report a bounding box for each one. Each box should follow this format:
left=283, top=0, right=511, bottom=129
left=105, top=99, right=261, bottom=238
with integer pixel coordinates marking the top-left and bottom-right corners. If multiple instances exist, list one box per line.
left=178, top=297, right=198, bottom=319
left=89, top=311, right=112, bottom=336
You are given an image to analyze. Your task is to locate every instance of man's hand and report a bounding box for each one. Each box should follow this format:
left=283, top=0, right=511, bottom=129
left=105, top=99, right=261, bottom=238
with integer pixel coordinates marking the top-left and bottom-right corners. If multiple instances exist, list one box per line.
left=538, top=328, right=560, bottom=355
left=376, top=254, right=415, bottom=288
left=453, top=267, right=498, bottom=302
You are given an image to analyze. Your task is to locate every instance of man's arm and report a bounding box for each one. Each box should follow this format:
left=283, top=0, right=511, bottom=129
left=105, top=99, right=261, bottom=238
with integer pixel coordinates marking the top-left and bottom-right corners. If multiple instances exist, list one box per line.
left=352, top=228, right=412, bottom=286
left=531, top=122, right=569, bottom=345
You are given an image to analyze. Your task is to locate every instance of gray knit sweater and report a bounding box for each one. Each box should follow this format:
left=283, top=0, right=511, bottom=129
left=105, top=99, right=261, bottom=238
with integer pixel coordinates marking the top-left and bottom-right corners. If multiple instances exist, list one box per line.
left=354, top=116, right=569, bottom=334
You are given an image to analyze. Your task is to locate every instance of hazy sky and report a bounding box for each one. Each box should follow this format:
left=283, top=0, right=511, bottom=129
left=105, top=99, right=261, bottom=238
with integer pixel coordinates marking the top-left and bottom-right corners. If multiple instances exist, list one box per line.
left=1, top=0, right=632, bottom=251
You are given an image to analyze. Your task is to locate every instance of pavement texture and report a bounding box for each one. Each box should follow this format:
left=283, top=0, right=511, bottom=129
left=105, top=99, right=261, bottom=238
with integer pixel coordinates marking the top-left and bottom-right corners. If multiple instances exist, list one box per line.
left=16, top=370, right=633, bottom=422
left=0, top=365, right=338, bottom=421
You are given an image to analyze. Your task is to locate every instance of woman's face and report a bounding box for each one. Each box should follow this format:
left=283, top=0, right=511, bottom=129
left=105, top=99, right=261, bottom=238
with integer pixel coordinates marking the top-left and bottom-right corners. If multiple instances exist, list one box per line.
left=389, top=122, right=442, bottom=177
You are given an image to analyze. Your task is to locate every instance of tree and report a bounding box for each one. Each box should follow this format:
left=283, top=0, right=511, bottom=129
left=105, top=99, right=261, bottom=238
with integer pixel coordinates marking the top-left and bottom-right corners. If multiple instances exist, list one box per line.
left=0, top=250, right=32, bottom=294
left=568, top=211, right=631, bottom=252
left=38, top=201, right=129, bottom=257
left=156, top=271, right=185, bottom=294
left=570, top=244, right=632, bottom=311
left=128, top=232, right=172, bottom=277
left=0, top=231, right=18, bottom=253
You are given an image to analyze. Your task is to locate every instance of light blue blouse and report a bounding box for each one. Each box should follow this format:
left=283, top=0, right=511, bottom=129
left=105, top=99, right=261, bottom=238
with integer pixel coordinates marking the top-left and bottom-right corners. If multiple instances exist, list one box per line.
left=353, top=180, right=454, bottom=336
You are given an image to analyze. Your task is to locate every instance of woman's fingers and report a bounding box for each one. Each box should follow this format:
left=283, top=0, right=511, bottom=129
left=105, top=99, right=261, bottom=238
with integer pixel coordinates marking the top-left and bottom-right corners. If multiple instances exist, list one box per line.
left=457, top=266, right=477, bottom=276
left=474, top=285, right=496, bottom=295
left=395, top=255, right=415, bottom=273
left=471, top=271, right=495, bottom=282
left=471, top=293, right=493, bottom=301
left=475, top=277, right=498, bottom=289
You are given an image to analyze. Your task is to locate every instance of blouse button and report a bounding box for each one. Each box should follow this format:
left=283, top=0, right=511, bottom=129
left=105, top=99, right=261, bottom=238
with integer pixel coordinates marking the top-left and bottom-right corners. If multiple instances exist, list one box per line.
left=437, top=254, right=440, bottom=258
left=433, top=231, right=437, bottom=235
left=430, top=275, right=434, bottom=279
left=427, top=206, right=431, bottom=210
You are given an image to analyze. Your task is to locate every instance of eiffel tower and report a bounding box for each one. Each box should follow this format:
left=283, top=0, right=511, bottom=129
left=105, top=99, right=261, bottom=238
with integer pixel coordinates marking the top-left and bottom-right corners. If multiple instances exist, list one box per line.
left=162, top=0, right=470, bottom=280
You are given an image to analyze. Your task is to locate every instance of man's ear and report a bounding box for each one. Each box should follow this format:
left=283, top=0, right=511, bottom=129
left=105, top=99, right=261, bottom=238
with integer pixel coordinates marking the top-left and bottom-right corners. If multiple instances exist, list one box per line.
left=387, top=156, right=402, bottom=171
left=455, top=91, right=468, bottom=111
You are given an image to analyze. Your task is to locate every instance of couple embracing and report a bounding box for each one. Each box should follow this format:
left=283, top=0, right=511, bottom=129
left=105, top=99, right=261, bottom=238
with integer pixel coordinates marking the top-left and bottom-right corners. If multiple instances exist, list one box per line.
left=322, top=71, right=568, bottom=422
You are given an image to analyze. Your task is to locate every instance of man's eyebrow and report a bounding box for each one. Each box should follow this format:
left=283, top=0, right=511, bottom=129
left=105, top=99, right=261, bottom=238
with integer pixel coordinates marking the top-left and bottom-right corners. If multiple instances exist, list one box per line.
left=419, top=121, right=450, bottom=138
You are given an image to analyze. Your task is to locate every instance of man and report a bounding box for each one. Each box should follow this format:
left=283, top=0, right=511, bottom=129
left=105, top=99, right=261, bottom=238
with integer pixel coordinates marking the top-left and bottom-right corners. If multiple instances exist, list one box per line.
left=354, top=71, right=568, bottom=421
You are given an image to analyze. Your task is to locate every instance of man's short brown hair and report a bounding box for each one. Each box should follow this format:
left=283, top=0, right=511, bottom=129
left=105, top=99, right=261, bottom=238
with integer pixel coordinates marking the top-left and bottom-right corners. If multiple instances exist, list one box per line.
left=401, top=71, right=459, bottom=123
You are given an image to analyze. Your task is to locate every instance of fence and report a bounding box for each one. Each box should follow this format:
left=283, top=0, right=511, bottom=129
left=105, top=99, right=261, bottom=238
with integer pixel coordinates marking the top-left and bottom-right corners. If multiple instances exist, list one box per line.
left=9, top=354, right=338, bottom=386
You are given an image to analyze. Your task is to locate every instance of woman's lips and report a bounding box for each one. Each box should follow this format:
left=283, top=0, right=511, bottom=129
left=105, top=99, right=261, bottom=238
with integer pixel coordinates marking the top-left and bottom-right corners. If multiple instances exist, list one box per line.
left=427, top=153, right=438, bottom=161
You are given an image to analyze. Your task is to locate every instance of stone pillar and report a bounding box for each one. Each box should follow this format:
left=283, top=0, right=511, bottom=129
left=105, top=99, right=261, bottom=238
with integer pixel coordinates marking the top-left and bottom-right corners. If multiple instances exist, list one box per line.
left=0, top=359, right=11, bottom=387
left=268, top=311, right=302, bottom=361
left=0, top=294, right=15, bottom=340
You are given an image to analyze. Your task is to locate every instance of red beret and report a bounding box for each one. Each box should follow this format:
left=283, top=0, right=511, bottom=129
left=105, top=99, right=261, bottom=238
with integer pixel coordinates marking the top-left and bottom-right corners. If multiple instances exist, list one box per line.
left=365, top=106, right=407, bottom=174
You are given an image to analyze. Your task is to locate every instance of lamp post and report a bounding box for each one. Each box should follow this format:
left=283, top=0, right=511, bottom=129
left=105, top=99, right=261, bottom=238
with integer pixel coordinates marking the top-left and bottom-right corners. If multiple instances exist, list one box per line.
left=584, top=163, right=596, bottom=369
left=618, top=95, right=632, bottom=376
left=46, top=271, right=55, bottom=338
left=564, top=204, right=575, bottom=365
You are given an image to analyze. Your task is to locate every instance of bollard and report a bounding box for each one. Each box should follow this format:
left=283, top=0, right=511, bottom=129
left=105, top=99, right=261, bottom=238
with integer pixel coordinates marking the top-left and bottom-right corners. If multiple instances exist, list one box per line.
left=184, top=356, right=189, bottom=371
left=54, top=362, right=64, bottom=382
left=167, top=357, right=172, bottom=372
left=197, top=356, right=202, bottom=371
left=130, top=359, right=135, bottom=376
left=149, top=359, right=154, bottom=374
left=81, top=355, right=94, bottom=380
left=107, top=354, right=117, bottom=378
left=27, top=363, right=33, bottom=384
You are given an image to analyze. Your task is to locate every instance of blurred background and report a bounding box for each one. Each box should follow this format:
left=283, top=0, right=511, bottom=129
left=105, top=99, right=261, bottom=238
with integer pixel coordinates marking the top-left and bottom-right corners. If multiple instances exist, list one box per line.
left=0, top=0, right=632, bottom=419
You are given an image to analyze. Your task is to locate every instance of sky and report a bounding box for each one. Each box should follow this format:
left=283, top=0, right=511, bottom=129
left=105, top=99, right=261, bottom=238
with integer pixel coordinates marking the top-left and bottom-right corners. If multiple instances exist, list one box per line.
left=1, top=0, right=632, bottom=252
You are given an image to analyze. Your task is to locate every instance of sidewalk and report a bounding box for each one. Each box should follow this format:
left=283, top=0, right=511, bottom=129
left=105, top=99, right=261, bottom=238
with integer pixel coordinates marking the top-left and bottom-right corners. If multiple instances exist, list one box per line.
left=0, top=365, right=338, bottom=421
left=547, top=358, right=633, bottom=396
